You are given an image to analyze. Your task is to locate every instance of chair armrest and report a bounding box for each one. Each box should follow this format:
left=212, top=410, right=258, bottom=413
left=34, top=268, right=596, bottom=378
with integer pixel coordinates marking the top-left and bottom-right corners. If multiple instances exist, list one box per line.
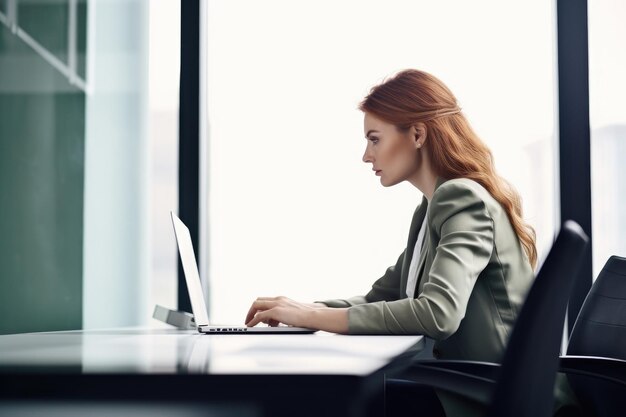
left=559, top=355, right=626, bottom=386
left=388, top=362, right=495, bottom=406
left=411, top=359, right=501, bottom=381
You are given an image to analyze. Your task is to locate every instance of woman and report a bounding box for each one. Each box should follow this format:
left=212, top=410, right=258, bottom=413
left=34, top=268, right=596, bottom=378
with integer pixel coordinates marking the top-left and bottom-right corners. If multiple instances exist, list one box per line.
left=244, top=69, right=539, bottom=416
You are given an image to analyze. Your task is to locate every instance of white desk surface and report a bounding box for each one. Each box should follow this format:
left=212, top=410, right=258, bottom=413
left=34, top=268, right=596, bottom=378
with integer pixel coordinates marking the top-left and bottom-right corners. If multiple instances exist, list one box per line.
left=0, top=328, right=423, bottom=376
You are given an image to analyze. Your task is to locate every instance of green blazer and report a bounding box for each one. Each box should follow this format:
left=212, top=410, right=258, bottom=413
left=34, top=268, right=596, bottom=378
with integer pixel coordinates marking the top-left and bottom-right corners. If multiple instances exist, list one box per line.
left=321, top=177, right=535, bottom=363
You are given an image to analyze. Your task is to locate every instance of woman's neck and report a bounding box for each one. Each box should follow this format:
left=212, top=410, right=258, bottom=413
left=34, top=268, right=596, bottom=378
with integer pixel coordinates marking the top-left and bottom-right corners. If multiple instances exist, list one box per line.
left=408, top=169, right=439, bottom=202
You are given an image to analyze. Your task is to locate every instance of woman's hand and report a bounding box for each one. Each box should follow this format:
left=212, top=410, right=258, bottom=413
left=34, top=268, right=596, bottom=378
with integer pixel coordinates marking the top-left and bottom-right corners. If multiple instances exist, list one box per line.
left=244, top=297, right=320, bottom=328
left=244, top=296, right=349, bottom=334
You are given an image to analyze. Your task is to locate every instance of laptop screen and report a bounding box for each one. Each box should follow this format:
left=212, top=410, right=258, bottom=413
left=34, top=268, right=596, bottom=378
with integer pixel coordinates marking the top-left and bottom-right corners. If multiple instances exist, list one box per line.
left=170, top=211, right=210, bottom=327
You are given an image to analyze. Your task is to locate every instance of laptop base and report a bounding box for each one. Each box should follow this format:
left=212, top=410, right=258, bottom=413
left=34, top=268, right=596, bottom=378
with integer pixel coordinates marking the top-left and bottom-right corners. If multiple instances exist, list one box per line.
left=199, top=325, right=315, bottom=334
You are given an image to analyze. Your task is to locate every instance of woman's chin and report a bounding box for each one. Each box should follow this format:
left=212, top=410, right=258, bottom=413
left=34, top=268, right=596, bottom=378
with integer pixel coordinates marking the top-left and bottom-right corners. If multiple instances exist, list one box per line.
left=380, top=178, right=398, bottom=187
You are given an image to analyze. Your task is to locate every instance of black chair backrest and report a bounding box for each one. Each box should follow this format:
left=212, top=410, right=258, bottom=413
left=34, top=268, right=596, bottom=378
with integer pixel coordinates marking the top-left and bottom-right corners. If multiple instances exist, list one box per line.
left=487, top=220, right=589, bottom=417
left=565, top=255, right=626, bottom=417
left=567, top=255, right=626, bottom=359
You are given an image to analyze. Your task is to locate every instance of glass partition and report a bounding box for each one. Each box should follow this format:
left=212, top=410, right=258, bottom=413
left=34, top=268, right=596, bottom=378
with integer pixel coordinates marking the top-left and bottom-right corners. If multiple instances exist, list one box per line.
left=0, top=0, right=179, bottom=334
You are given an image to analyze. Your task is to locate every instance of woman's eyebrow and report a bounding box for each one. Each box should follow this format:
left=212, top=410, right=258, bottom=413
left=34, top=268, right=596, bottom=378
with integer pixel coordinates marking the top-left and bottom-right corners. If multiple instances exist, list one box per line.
left=366, top=129, right=380, bottom=137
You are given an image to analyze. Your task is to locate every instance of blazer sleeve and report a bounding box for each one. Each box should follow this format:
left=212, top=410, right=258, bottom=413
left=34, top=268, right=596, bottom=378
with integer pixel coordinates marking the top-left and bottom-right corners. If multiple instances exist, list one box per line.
left=347, top=181, right=495, bottom=338
left=317, top=249, right=406, bottom=308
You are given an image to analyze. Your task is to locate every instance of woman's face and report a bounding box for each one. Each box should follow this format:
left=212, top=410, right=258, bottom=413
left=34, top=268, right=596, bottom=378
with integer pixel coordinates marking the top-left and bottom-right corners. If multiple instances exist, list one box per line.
left=362, top=112, right=421, bottom=187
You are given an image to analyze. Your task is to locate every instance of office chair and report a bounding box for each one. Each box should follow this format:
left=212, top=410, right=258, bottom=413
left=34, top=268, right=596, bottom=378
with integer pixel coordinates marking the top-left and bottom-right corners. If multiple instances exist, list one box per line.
left=559, top=255, right=626, bottom=416
left=388, top=220, right=589, bottom=417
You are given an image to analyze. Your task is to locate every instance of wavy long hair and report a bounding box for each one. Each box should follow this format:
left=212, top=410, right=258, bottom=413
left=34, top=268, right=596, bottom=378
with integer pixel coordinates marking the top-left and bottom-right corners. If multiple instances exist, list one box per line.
left=360, top=69, right=537, bottom=268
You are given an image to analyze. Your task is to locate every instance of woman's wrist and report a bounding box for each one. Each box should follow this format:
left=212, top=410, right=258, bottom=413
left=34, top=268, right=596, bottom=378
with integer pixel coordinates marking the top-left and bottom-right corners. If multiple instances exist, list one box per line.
left=308, top=307, right=349, bottom=334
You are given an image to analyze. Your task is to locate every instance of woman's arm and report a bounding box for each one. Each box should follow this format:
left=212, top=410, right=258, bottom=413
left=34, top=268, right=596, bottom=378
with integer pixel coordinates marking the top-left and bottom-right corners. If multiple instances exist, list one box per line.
left=244, top=296, right=349, bottom=333
left=242, top=247, right=408, bottom=331
left=243, top=202, right=425, bottom=333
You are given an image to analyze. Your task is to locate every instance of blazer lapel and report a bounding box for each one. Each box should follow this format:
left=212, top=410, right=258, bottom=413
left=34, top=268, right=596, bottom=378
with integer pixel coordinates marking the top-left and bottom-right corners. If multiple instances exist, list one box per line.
left=415, top=228, right=431, bottom=294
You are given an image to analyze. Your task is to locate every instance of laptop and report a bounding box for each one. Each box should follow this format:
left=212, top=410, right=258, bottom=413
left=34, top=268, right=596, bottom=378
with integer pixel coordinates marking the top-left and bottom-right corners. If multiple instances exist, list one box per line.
left=171, top=211, right=316, bottom=334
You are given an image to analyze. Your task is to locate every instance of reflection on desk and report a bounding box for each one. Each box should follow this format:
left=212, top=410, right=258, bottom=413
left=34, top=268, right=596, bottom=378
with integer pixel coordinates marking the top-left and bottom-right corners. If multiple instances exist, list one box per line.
left=0, top=328, right=423, bottom=375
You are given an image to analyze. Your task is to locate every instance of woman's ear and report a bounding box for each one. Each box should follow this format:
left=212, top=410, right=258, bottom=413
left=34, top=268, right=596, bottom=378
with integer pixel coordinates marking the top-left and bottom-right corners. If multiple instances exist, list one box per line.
left=412, top=123, right=427, bottom=149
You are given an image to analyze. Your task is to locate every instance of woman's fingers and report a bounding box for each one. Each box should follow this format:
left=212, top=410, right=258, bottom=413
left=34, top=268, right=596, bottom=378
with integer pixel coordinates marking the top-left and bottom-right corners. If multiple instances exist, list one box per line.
left=246, top=310, right=269, bottom=327
left=244, top=296, right=304, bottom=326
left=244, top=298, right=278, bottom=324
left=244, top=304, right=258, bottom=324
left=244, top=297, right=262, bottom=324
left=246, top=306, right=291, bottom=328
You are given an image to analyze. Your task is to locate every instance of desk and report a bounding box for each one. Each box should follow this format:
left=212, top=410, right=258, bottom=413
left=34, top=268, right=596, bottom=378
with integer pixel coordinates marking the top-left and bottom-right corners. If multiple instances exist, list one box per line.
left=0, top=329, right=423, bottom=417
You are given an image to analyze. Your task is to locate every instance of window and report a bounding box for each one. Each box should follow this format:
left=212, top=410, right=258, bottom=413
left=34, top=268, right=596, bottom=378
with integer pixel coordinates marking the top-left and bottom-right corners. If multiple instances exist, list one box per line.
left=204, top=0, right=557, bottom=324
left=588, top=0, right=626, bottom=277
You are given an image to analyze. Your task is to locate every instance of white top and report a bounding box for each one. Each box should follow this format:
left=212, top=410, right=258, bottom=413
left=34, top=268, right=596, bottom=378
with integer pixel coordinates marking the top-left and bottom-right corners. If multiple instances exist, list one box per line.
left=406, top=208, right=429, bottom=298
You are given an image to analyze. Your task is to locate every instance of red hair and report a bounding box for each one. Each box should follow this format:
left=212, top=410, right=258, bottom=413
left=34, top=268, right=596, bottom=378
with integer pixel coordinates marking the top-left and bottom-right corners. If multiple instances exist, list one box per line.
left=360, top=69, right=537, bottom=268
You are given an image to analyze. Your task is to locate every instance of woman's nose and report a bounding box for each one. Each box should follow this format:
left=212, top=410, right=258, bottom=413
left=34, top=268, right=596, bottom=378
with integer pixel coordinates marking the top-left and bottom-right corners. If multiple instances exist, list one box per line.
left=362, top=147, right=372, bottom=163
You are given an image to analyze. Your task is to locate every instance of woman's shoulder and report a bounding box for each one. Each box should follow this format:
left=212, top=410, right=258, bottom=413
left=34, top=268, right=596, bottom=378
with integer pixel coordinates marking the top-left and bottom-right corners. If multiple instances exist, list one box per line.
left=431, top=177, right=492, bottom=206
left=428, top=177, right=501, bottom=228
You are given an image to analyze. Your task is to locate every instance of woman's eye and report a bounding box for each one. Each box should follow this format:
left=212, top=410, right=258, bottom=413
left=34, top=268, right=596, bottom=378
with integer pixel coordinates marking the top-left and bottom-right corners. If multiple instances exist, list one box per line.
left=369, top=138, right=379, bottom=144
